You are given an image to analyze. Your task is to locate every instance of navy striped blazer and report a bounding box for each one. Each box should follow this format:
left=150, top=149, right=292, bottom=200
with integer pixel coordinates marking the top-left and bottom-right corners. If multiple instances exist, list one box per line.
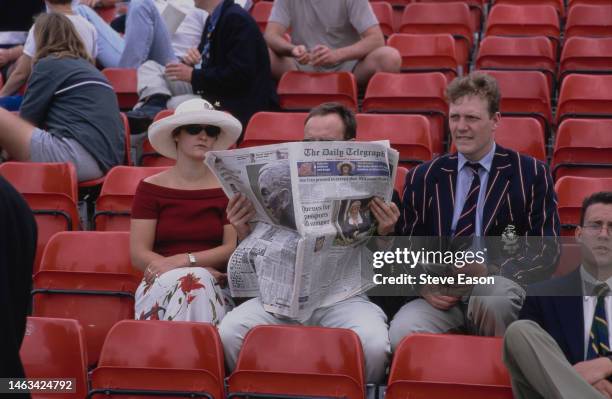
left=399, top=144, right=560, bottom=284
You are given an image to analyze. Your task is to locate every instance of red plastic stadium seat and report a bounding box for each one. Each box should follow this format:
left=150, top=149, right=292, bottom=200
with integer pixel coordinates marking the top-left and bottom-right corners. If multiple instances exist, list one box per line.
left=560, top=37, right=612, bottom=83
left=399, top=3, right=473, bottom=70
left=95, top=6, right=117, bottom=24
left=486, top=5, right=560, bottom=56
left=450, top=117, right=546, bottom=160
left=140, top=109, right=176, bottom=167
left=90, top=320, right=225, bottom=399
left=227, top=325, right=366, bottom=399
left=395, top=166, right=408, bottom=200
left=554, top=242, right=582, bottom=275
left=566, top=5, right=612, bottom=40
left=251, top=0, right=272, bottom=32
left=476, top=36, right=556, bottom=94
left=569, top=0, right=611, bottom=6
left=555, top=176, right=612, bottom=235
left=362, top=72, right=448, bottom=156
left=356, top=114, right=433, bottom=167
left=371, top=2, right=395, bottom=36
left=20, top=317, right=88, bottom=399
left=556, top=74, right=612, bottom=124
left=32, top=231, right=140, bottom=367
left=480, top=70, right=552, bottom=136
left=493, top=0, right=565, bottom=17
left=387, top=334, right=513, bottom=399
left=102, top=68, right=138, bottom=110
left=388, top=33, right=458, bottom=80
left=0, top=162, right=79, bottom=275
left=241, top=112, right=307, bottom=148
left=552, top=119, right=612, bottom=180
left=94, top=166, right=169, bottom=231
left=278, top=71, right=358, bottom=112
left=417, top=0, right=485, bottom=33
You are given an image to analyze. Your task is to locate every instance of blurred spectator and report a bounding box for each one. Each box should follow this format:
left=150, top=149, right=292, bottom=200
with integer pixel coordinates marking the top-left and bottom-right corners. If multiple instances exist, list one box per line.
left=126, top=0, right=277, bottom=136
left=130, top=98, right=240, bottom=323
left=0, top=13, right=124, bottom=181
left=265, top=0, right=400, bottom=87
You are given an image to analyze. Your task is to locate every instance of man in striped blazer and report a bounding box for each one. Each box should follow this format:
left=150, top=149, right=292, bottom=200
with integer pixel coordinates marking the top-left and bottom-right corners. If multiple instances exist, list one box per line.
left=389, top=72, right=560, bottom=350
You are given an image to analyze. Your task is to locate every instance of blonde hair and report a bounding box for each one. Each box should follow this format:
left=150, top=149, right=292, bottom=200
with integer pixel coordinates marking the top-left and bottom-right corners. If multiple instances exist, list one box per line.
left=33, top=13, right=93, bottom=64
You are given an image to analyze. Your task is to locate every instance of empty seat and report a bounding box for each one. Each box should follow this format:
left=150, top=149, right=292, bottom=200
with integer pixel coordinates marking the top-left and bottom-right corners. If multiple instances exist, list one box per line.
left=450, top=117, right=546, bottom=160
left=102, top=68, right=138, bottom=110
left=362, top=72, right=448, bottom=156
left=20, top=317, right=88, bottom=399
left=569, top=0, right=611, bottom=6
left=552, top=119, right=612, bottom=180
left=388, top=33, right=459, bottom=80
left=95, top=6, right=117, bottom=24
left=0, top=162, right=79, bottom=274
left=227, top=325, right=366, bottom=399
left=251, top=0, right=273, bottom=32
left=278, top=71, right=358, bottom=111
left=486, top=5, right=560, bottom=55
left=241, top=112, right=307, bottom=148
left=399, top=3, right=473, bottom=70
left=417, top=0, right=485, bottom=33
left=94, top=166, right=169, bottom=231
left=140, top=109, right=175, bottom=167
left=371, top=1, right=394, bottom=37
left=555, top=176, right=612, bottom=235
left=566, top=5, right=612, bottom=39
left=556, top=74, right=612, bottom=124
left=493, top=0, right=565, bottom=17
left=476, top=36, right=556, bottom=94
left=387, top=334, right=513, bottom=399
left=32, top=231, right=140, bottom=367
left=356, top=114, right=433, bottom=167
left=90, top=320, right=225, bottom=399
left=480, top=70, right=552, bottom=135
left=560, top=37, right=612, bottom=82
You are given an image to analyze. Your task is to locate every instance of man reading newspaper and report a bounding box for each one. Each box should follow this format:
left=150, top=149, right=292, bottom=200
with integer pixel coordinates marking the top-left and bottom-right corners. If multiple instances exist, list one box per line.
left=210, top=103, right=400, bottom=384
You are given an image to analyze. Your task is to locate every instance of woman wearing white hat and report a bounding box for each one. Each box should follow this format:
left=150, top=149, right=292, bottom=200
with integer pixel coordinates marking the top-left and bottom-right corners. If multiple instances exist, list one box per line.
left=130, top=98, right=241, bottom=323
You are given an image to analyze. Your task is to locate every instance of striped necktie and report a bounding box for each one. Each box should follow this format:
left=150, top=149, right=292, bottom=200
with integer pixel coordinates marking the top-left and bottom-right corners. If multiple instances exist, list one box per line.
left=454, top=162, right=481, bottom=237
left=587, top=283, right=610, bottom=360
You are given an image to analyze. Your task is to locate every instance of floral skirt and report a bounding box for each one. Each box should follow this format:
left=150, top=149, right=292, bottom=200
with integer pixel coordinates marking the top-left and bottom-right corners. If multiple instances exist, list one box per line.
left=135, top=267, right=230, bottom=325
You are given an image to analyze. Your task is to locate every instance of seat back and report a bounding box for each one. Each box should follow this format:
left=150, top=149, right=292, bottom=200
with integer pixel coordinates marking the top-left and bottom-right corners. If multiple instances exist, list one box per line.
left=277, top=71, right=358, bottom=111
left=251, top=0, right=272, bottom=32
left=0, top=162, right=80, bottom=274
left=94, top=166, right=169, bottom=231
left=566, top=5, right=612, bottom=39
left=32, top=231, right=139, bottom=367
left=102, top=68, right=139, bottom=110
left=356, top=114, right=433, bottom=167
left=370, top=1, right=394, bottom=37
left=493, top=0, right=565, bottom=17
left=395, top=166, right=408, bottom=200
left=387, top=334, right=513, bottom=399
left=90, top=320, right=225, bottom=399
left=554, top=241, right=582, bottom=275
left=557, top=74, right=612, bottom=123
left=227, top=325, right=366, bottom=399
left=362, top=72, right=448, bottom=156
left=20, top=317, right=88, bottom=399
left=555, top=176, right=612, bottom=234
left=140, top=109, right=176, bottom=167
left=388, top=33, right=458, bottom=80
left=559, top=37, right=612, bottom=82
left=241, top=112, right=307, bottom=148
left=552, top=119, right=612, bottom=180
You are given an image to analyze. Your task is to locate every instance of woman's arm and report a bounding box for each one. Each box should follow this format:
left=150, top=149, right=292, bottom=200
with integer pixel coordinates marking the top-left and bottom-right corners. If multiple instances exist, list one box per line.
left=190, top=225, right=238, bottom=271
left=0, top=54, right=31, bottom=97
left=129, top=218, right=164, bottom=272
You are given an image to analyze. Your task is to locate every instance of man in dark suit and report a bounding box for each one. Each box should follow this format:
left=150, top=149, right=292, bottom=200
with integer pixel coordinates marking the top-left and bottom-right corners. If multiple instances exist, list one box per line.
left=389, top=72, right=560, bottom=350
left=128, top=0, right=278, bottom=135
left=504, top=192, right=612, bottom=399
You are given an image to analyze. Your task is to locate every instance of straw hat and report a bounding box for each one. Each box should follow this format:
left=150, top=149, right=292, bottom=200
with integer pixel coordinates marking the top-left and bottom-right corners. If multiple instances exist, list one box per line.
left=147, top=99, right=242, bottom=159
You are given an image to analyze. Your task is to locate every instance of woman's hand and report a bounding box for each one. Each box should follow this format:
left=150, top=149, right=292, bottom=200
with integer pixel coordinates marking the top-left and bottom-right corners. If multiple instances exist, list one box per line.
left=226, top=193, right=256, bottom=241
left=144, top=255, right=184, bottom=284
left=206, top=267, right=228, bottom=287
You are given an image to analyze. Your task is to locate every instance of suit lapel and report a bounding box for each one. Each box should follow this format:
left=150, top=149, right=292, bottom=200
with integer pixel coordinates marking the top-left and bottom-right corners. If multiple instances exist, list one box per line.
left=483, top=147, right=513, bottom=234
left=555, top=269, right=585, bottom=363
left=434, top=155, right=458, bottom=236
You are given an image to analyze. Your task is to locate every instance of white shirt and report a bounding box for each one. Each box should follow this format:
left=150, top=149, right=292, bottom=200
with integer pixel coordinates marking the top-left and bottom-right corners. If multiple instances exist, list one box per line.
left=23, top=14, right=97, bottom=58
left=581, top=266, right=612, bottom=359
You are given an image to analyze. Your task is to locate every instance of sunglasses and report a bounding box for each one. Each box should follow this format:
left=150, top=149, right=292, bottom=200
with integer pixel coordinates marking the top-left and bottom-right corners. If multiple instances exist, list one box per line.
left=183, top=124, right=221, bottom=137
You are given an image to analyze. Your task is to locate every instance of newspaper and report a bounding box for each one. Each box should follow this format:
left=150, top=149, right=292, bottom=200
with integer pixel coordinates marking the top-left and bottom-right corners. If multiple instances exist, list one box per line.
left=205, top=141, right=399, bottom=320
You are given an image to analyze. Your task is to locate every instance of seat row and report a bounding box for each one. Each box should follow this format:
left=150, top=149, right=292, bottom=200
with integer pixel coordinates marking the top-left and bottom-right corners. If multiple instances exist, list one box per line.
left=21, top=316, right=514, bottom=399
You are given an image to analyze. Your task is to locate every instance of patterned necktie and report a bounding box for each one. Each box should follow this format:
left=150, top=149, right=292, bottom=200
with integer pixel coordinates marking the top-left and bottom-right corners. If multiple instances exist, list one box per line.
left=200, top=17, right=216, bottom=69
left=454, top=163, right=481, bottom=237
left=587, top=283, right=610, bottom=360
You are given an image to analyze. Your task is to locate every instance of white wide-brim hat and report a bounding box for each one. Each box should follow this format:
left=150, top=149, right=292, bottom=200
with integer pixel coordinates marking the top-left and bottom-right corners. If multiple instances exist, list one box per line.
left=148, top=99, right=242, bottom=159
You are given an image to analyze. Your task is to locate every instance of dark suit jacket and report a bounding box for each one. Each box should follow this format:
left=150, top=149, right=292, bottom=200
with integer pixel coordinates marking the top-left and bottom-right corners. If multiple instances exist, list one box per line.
left=399, top=144, right=560, bottom=284
left=520, top=268, right=585, bottom=365
left=192, top=0, right=278, bottom=132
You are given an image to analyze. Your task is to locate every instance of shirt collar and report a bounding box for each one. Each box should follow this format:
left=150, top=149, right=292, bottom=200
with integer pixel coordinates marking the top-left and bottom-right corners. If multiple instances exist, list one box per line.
left=458, top=142, right=496, bottom=174
left=580, top=265, right=612, bottom=299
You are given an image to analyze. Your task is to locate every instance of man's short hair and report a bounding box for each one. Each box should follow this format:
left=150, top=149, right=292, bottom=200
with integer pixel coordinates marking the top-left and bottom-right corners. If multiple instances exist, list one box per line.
left=445, top=72, right=501, bottom=116
left=305, top=102, right=356, bottom=140
left=580, top=191, right=612, bottom=226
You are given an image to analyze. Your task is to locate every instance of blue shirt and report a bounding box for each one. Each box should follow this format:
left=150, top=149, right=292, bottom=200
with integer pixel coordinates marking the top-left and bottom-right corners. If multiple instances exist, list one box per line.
left=451, top=143, right=496, bottom=236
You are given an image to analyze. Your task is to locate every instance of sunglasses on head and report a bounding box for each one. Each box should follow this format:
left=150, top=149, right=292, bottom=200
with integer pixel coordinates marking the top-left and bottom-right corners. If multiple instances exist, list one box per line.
left=183, top=124, right=221, bottom=137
